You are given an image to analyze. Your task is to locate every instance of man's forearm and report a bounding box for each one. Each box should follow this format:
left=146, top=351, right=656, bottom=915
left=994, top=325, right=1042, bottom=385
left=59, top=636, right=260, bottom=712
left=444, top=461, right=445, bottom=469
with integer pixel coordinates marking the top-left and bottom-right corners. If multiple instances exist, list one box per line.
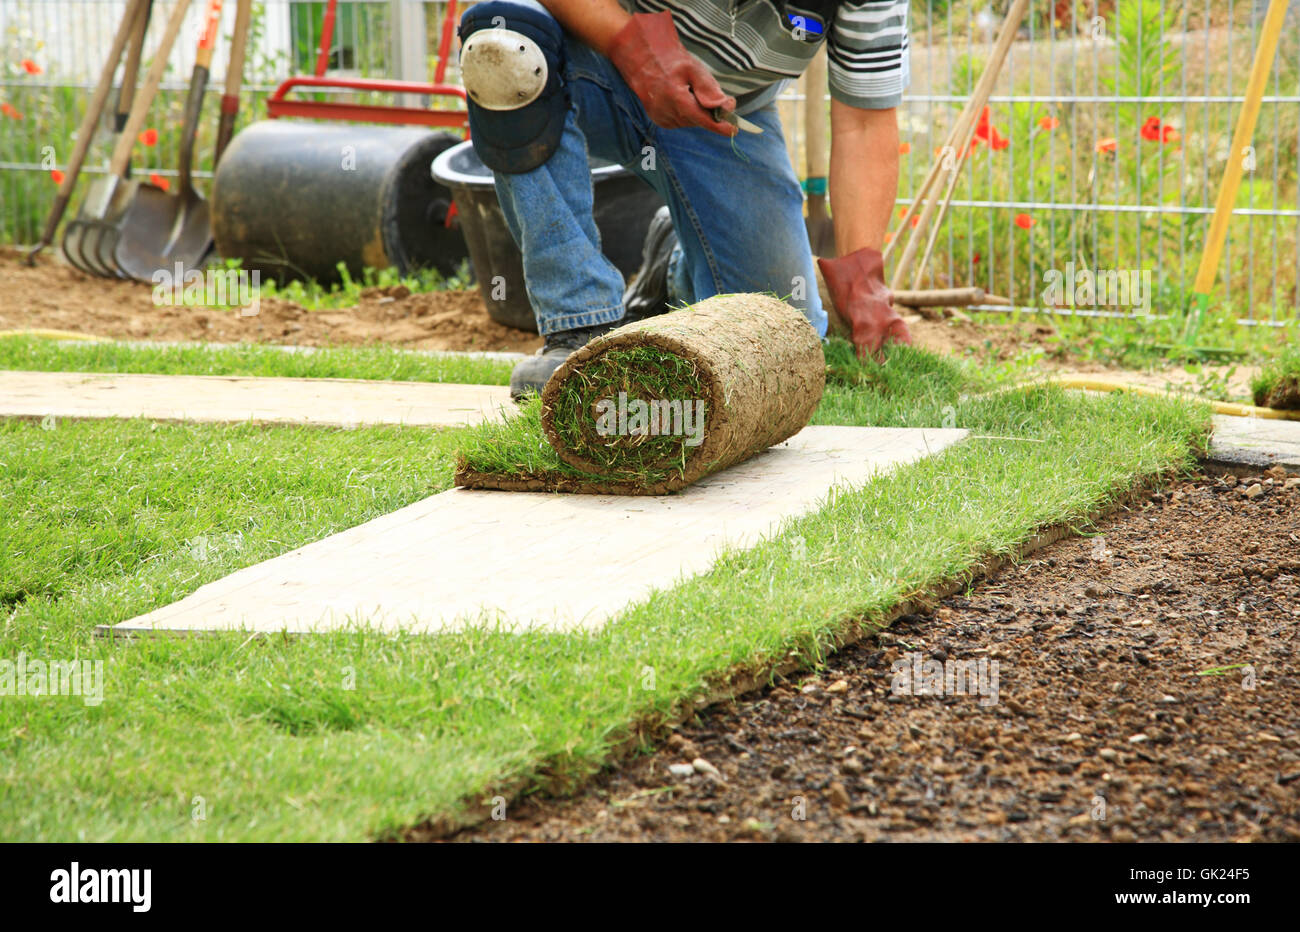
left=538, top=0, right=630, bottom=54
left=828, top=100, right=899, bottom=256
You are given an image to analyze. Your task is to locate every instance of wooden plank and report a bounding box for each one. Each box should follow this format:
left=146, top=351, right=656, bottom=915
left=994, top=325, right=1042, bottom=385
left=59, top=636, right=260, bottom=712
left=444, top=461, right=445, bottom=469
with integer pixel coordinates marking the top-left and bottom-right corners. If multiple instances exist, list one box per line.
left=105, top=426, right=969, bottom=637
left=1208, top=414, right=1300, bottom=473
left=0, top=371, right=511, bottom=428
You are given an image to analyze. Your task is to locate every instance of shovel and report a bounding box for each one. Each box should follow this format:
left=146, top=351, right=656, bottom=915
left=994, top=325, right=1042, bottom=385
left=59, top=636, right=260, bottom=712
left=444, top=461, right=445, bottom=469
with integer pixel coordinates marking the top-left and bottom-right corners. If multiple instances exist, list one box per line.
left=36, top=0, right=146, bottom=268
left=803, top=45, right=835, bottom=258
left=114, top=0, right=225, bottom=282
left=62, top=0, right=194, bottom=278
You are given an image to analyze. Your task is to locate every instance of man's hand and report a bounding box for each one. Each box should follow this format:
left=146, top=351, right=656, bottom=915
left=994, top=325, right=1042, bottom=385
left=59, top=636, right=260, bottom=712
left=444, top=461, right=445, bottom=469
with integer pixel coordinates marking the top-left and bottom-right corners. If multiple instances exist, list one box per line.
left=818, top=247, right=911, bottom=360
left=606, top=12, right=737, bottom=135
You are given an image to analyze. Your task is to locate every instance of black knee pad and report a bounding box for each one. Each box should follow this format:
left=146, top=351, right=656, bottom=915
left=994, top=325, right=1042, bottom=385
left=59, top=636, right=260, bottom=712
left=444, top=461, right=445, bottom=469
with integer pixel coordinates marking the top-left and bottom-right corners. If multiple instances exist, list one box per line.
left=458, top=1, right=568, bottom=173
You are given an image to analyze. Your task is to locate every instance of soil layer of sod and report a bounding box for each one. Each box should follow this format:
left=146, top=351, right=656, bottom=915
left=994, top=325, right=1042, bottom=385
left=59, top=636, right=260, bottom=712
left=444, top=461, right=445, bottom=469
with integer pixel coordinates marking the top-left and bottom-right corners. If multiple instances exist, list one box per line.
left=446, top=472, right=1300, bottom=842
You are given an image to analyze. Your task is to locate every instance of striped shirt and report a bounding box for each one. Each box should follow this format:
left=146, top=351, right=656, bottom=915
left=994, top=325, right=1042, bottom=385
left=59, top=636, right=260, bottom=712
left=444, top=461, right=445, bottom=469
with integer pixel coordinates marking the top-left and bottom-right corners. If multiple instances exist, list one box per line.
left=615, top=0, right=909, bottom=111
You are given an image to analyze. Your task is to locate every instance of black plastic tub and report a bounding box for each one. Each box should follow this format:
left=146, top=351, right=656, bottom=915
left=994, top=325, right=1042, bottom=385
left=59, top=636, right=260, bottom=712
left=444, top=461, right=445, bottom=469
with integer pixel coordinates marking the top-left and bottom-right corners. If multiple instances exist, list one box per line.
left=431, top=140, right=664, bottom=332
left=212, top=121, right=467, bottom=284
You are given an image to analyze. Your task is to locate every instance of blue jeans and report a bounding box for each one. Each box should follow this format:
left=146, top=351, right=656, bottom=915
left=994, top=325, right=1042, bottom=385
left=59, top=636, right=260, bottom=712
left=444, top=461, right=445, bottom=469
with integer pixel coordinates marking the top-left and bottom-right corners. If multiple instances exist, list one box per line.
left=486, top=3, right=826, bottom=338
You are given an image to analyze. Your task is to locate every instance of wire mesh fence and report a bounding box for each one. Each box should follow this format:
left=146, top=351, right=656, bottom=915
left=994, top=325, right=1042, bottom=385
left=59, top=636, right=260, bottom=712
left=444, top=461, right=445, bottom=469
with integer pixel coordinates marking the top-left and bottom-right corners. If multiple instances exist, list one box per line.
left=888, top=0, right=1299, bottom=324
left=2, top=0, right=1297, bottom=324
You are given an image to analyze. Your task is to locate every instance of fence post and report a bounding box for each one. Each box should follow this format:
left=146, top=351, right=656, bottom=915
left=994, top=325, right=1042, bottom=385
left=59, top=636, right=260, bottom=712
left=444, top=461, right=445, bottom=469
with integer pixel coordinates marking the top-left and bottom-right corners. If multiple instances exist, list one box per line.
left=390, top=0, right=428, bottom=106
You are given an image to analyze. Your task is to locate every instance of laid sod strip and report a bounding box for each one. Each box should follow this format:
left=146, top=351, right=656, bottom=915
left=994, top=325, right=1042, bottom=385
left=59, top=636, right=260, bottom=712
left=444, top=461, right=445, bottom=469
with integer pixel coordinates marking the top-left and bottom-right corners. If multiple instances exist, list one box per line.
left=459, top=294, right=825, bottom=494
left=0, top=419, right=462, bottom=615
left=0, top=354, right=1209, bottom=840
left=0, top=335, right=514, bottom=386
left=1252, top=343, right=1300, bottom=410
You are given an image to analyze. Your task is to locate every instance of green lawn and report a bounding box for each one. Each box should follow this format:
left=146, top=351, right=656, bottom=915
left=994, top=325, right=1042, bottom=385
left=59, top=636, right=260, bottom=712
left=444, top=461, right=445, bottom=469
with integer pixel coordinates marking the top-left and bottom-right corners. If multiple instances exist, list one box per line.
left=0, top=341, right=1210, bottom=840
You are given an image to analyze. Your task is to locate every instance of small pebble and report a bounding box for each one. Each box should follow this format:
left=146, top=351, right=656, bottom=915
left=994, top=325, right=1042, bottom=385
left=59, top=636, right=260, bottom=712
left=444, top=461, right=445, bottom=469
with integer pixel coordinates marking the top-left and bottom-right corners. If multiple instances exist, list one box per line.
left=828, top=781, right=851, bottom=810
left=692, top=757, right=723, bottom=779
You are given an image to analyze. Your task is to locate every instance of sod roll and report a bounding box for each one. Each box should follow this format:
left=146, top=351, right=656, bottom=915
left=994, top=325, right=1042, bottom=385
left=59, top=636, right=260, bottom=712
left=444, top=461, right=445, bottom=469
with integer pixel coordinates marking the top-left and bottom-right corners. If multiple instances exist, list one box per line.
left=534, top=293, right=825, bottom=494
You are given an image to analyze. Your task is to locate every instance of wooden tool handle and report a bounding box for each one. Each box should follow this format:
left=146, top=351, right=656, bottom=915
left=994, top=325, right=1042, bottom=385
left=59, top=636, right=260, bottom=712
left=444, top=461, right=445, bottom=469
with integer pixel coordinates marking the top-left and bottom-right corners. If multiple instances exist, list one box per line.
left=224, top=0, right=252, bottom=98
left=107, top=0, right=195, bottom=178
left=890, top=0, right=1029, bottom=290
left=214, top=0, right=252, bottom=163
left=116, top=0, right=152, bottom=125
left=25, top=0, right=147, bottom=259
left=196, top=0, right=224, bottom=70
left=57, top=0, right=147, bottom=198
left=893, top=287, right=986, bottom=308
left=805, top=45, right=829, bottom=181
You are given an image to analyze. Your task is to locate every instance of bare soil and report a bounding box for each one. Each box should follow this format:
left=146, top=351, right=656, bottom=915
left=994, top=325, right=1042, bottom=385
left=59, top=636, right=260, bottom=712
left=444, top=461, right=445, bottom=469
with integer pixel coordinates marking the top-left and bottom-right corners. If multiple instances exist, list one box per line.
left=3, top=247, right=1086, bottom=364
left=2, top=248, right=1269, bottom=402
left=0, top=249, right=543, bottom=354
left=448, top=471, right=1300, bottom=843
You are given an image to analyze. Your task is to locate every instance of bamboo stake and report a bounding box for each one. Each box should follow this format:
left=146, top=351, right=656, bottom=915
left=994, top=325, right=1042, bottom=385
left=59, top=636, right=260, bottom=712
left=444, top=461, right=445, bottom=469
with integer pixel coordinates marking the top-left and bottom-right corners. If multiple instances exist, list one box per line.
left=889, top=0, right=1030, bottom=290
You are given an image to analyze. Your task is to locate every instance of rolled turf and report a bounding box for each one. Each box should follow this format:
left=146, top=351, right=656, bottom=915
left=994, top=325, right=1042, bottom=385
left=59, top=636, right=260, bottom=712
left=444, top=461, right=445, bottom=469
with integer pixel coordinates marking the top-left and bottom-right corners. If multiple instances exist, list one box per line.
left=456, top=294, right=825, bottom=494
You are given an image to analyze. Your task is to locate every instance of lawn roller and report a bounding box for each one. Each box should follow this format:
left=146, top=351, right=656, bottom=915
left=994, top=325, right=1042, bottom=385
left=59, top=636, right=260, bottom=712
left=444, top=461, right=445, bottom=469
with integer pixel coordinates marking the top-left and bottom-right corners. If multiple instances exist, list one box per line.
left=211, top=0, right=470, bottom=284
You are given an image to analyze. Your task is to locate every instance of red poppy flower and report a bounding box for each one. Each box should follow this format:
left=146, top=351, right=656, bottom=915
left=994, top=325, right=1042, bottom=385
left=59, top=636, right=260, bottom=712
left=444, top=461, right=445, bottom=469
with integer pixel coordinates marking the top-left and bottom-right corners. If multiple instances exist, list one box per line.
left=50, top=169, right=65, bottom=185
left=1096, top=137, right=1117, bottom=154
left=1, top=102, right=21, bottom=120
left=909, top=215, right=919, bottom=228
left=898, top=141, right=911, bottom=155
left=1141, top=116, right=1181, bottom=145
left=138, top=128, right=158, bottom=147
left=149, top=172, right=170, bottom=192
left=972, top=252, right=981, bottom=264
left=897, top=206, right=908, bottom=220
left=1014, top=213, right=1036, bottom=230
left=884, top=231, right=895, bottom=244
left=1039, top=116, right=1060, bottom=132
left=21, top=59, right=41, bottom=75
left=971, top=107, right=1010, bottom=152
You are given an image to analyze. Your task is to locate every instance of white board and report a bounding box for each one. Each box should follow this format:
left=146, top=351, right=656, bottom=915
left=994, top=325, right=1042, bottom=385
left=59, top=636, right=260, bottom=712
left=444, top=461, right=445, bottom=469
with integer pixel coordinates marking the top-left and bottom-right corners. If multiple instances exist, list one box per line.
left=0, top=371, right=511, bottom=428
left=104, top=426, right=969, bottom=636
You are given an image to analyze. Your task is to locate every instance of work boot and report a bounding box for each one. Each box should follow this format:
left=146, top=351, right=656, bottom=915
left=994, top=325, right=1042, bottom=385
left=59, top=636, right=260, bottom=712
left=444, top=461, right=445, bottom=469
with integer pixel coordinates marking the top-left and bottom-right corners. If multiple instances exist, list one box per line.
left=622, top=206, right=678, bottom=320
left=510, top=322, right=611, bottom=401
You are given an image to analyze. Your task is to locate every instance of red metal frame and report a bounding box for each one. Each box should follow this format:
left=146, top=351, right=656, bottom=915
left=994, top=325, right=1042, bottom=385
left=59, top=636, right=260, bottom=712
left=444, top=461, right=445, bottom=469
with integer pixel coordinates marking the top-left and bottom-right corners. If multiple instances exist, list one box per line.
left=267, top=76, right=467, bottom=128
left=270, top=0, right=467, bottom=131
